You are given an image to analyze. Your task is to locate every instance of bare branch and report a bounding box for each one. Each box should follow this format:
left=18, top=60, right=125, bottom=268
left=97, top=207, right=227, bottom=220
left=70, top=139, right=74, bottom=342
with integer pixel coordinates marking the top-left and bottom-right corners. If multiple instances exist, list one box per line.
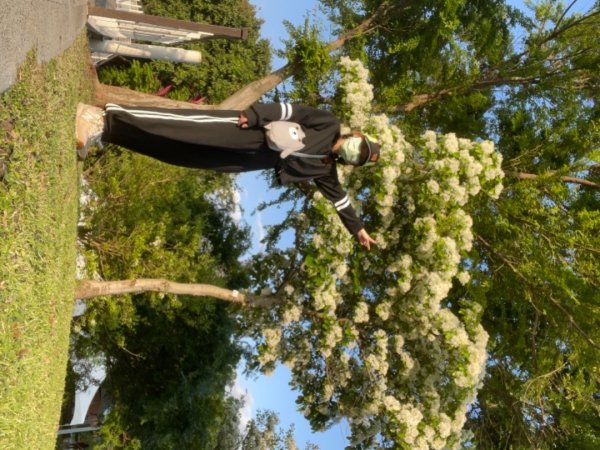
left=505, top=170, right=600, bottom=189
left=75, top=279, right=279, bottom=307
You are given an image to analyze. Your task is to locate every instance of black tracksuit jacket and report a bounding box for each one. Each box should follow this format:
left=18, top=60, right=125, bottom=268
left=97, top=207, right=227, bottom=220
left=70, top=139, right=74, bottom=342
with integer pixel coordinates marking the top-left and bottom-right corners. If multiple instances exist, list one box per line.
left=103, top=102, right=363, bottom=234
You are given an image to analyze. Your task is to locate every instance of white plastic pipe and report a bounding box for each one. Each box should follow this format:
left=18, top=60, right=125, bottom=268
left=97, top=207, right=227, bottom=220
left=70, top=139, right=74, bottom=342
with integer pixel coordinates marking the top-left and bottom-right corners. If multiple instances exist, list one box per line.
left=91, top=40, right=202, bottom=64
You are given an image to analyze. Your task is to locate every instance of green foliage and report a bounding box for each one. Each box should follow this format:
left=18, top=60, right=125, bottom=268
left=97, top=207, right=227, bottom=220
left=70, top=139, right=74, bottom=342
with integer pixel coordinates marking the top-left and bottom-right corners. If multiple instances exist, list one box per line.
left=74, top=148, right=252, bottom=448
left=212, top=396, right=246, bottom=450
left=81, top=150, right=249, bottom=283
left=465, top=173, right=600, bottom=448
left=280, top=18, right=334, bottom=105
left=320, top=0, right=525, bottom=138
left=89, top=297, right=241, bottom=450
left=241, top=410, right=317, bottom=450
left=99, top=59, right=161, bottom=94
left=94, top=407, right=142, bottom=450
left=99, top=0, right=271, bottom=103
left=460, top=6, right=600, bottom=446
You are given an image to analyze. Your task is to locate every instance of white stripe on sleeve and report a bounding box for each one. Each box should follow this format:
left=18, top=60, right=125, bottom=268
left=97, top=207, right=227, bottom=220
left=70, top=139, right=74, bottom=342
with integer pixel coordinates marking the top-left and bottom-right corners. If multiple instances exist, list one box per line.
left=279, top=103, right=286, bottom=120
left=280, top=103, right=292, bottom=121
left=334, top=195, right=351, bottom=211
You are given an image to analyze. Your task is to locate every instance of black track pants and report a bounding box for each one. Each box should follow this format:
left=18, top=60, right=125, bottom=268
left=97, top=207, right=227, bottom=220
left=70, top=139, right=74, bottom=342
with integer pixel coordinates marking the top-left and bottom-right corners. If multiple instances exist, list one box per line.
left=102, top=103, right=279, bottom=173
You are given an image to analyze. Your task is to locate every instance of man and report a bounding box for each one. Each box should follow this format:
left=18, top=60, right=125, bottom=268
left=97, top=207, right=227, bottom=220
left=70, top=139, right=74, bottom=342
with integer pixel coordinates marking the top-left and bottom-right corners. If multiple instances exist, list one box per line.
left=76, top=102, right=380, bottom=249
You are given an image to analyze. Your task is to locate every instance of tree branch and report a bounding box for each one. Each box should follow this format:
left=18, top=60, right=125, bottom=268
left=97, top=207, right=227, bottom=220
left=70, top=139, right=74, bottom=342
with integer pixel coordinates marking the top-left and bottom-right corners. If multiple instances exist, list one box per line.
left=475, top=234, right=599, bottom=349
left=546, top=293, right=599, bottom=349
left=398, top=89, right=453, bottom=112
left=397, top=75, right=545, bottom=112
left=507, top=8, right=600, bottom=71
left=542, top=9, right=600, bottom=49
left=75, top=279, right=280, bottom=307
left=324, top=1, right=396, bottom=52
left=395, top=8, right=600, bottom=113
left=505, top=170, right=600, bottom=189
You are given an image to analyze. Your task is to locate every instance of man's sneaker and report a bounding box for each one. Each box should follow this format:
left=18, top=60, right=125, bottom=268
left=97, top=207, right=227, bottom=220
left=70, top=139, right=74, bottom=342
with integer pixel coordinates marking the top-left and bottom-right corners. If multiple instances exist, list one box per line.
left=76, top=103, right=105, bottom=160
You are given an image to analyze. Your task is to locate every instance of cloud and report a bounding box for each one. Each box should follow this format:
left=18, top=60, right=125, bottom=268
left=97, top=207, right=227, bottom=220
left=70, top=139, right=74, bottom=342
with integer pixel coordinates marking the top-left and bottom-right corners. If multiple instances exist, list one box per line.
left=228, top=373, right=254, bottom=433
left=230, top=186, right=243, bottom=225
left=255, top=209, right=266, bottom=253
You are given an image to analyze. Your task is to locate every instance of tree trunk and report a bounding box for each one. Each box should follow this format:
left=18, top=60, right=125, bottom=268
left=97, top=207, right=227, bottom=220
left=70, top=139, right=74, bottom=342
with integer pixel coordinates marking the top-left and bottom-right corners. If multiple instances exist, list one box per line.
left=75, top=279, right=279, bottom=307
left=94, top=80, right=217, bottom=110
left=217, top=66, right=291, bottom=110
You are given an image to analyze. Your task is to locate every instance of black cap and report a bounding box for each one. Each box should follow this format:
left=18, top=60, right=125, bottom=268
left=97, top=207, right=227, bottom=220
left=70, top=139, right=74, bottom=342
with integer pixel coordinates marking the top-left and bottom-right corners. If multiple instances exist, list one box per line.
left=361, top=136, right=381, bottom=166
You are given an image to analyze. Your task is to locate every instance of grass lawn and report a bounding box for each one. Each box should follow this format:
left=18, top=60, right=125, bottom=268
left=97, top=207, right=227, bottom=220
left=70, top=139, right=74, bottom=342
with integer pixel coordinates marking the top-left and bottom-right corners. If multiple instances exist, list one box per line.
left=0, top=34, right=93, bottom=450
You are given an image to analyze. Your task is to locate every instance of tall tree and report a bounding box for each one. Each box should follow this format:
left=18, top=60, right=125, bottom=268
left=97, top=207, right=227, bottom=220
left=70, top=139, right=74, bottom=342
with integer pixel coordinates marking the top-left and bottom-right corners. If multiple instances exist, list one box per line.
left=314, top=0, right=600, bottom=447
left=76, top=152, right=252, bottom=449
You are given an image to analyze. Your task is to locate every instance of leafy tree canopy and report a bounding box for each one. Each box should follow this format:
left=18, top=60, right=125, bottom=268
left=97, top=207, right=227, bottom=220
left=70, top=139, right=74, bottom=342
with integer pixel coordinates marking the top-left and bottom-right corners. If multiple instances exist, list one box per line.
left=238, top=1, right=599, bottom=447
left=76, top=151, right=251, bottom=449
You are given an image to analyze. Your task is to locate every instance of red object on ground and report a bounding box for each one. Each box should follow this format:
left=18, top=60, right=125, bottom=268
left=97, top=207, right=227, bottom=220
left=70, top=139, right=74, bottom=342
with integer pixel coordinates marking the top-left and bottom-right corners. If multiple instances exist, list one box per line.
left=155, top=85, right=173, bottom=96
left=190, top=95, right=206, bottom=104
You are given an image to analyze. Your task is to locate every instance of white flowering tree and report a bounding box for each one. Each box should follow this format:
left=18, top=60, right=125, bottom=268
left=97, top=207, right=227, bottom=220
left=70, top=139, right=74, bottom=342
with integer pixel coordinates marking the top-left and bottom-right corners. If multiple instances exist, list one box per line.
left=75, top=56, right=504, bottom=448
left=238, top=58, right=505, bottom=449
left=77, top=58, right=503, bottom=449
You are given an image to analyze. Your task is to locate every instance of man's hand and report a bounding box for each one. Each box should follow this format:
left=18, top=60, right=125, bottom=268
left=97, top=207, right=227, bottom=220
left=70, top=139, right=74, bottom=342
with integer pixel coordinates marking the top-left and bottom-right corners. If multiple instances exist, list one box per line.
left=238, top=112, right=249, bottom=128
left=356, top=228, right=377, bottom=251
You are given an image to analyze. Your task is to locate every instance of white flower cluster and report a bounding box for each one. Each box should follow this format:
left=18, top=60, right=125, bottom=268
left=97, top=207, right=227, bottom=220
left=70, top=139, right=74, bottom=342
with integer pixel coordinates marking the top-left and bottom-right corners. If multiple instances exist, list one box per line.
left=246, top=58, right=505, bottom=449
left=339, top=56, right=374, bottom=129
left=353, top=301, right=369, bottom=323
left=257, top=326, right=281, bottom=372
